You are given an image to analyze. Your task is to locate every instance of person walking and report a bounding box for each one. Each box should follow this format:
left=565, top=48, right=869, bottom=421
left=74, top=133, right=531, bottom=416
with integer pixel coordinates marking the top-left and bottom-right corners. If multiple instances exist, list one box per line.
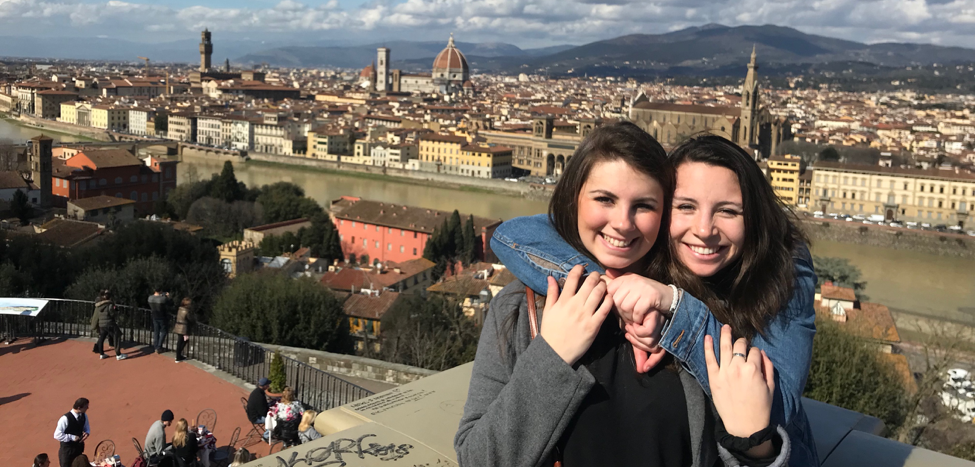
left=148, top=288, right=171, bottom=354
left=92, top=290, right=126, bottom=360
left=173, top=298, right=193, bottom=363
left=53, top=398, right=89, bottom=467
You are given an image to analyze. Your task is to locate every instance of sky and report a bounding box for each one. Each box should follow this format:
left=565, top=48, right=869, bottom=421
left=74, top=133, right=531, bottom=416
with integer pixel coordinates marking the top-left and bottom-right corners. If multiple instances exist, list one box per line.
left=0, top=0, right=973, bottom=48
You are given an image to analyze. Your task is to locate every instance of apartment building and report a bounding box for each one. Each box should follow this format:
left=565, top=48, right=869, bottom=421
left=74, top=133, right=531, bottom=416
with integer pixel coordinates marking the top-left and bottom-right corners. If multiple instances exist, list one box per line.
left=308, top=128, right=352, bottom=160
left=91, top=106, right=129, bottom=132
left=767, top=154, right=802, bottom=205
left=457, top=144, right=513, bottom=179
left=196, top=115, right=224, bottom=146
left=812, top=161, right=975, bottom=226
left=167, top=113, right=197, bottom=142
left=417, top=133, right=470, bottom=174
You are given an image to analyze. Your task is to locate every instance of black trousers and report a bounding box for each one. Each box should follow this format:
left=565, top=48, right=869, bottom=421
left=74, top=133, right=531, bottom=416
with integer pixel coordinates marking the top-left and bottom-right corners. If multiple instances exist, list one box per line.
left=95, top=325, right=121, bottom=356
left=176, top=334, right=188, bottom=360
left=59, top=441, right=84, bottom=467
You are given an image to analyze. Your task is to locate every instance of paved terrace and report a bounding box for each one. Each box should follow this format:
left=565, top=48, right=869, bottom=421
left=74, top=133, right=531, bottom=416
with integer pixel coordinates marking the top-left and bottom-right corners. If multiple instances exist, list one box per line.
left=1, top=338, right=253, bottom=465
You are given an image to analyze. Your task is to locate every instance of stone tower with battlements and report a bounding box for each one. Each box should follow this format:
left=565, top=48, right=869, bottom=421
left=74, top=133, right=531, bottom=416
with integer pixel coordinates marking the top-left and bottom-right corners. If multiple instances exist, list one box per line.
left=739, top=45, right=760, bottom=148
left=200, top=29, right=213, bottom=72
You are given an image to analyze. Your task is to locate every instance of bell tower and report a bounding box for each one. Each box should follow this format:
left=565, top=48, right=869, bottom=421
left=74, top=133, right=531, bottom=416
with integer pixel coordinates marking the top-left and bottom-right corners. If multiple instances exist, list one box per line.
left=200, top=28, right=213, bottom=72
left=30, top=134, right=53, bottom=209
left=739, top=45, right=759, bottom=148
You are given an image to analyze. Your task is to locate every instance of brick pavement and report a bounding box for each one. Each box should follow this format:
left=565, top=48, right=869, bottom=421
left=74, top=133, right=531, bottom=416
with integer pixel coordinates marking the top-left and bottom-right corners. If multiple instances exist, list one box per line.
left=1, top=339, right=256, bottom=465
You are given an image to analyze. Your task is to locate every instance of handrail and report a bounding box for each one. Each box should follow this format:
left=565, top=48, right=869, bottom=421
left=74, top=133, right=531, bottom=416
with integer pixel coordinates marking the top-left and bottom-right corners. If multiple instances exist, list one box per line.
left=0, top=298, right=374, bottom=411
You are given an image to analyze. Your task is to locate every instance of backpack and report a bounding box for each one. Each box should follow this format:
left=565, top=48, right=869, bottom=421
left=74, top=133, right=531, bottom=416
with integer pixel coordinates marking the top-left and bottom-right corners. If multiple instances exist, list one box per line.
left=130, top=456, right=147, bottom=467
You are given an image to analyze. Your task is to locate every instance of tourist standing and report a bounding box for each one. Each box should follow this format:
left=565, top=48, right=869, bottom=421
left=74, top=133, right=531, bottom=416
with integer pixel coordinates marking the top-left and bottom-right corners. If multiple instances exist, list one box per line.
left=173, top=298, right=193, bottom=363
left=148, top=289, right=171, bottom=354
left=53, top=398, right=89, bottom=467
left=145, top=409, right=174, bottom=461
left=92, top=290, right=126, bottom=360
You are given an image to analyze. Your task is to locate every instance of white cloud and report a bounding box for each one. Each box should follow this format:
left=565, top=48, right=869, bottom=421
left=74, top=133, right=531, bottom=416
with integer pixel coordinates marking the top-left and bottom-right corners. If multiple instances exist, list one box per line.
left=0, top=0, right=972, bottom=48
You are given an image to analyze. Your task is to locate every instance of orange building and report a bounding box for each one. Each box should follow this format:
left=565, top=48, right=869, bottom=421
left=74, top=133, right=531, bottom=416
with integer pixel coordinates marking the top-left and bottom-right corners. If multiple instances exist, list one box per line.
left=51, top=148, right=178, bottom=214
left=330, top=196, right=502, bottom=264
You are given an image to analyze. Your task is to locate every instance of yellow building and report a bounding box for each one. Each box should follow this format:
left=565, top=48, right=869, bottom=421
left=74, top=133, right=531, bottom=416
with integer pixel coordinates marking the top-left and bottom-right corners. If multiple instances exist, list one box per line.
left=307, top=128, right=352, bottom=160
left=59, top=102, right=78, bottom=125
left=91, top=106, right=129, bottom=131
left=218, top=240, right=256, bottom=278
left=812, top=161, right=975, bottom=226
left=767, top=154, right=802, bottom=206
left=458, top=143, right=513, bottom=179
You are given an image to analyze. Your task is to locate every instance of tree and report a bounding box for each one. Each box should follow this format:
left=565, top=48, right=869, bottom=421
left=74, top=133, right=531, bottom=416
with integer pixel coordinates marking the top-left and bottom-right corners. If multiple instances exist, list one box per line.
left=376, top=294, right=480, bottom=371
left=268, top=351, right=287, bottom=393
left=11, top=189, right=30, bottom=225
left=804, top=316, right=908, bottom=431
left=819, top=146, right=841, bottom=162
left=211, top=272, right=351, bottom=352
left=813, top=256, right=869, bottom=300
left=154, top=113, right=168, bottom=133
left=462, top=214, right=477, bottom=265
left=0, top=138, right=23, bottom=172
left=186, top=197, right=263, bottom=239
left=360, top=254, right=369, bottom=266
left=66, top=256, right=177, bottom=308
left=255, top=182, right=323, bottom=224
left=166, top=180, right=211, bottom=220
left=209, top=161, right=243, bottom=203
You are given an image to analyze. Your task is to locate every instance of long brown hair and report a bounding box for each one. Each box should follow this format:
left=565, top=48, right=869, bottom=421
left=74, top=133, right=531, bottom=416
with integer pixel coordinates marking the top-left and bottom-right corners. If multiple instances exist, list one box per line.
left=172, top=418, right=189, bottom=448
left=667, top=135, right=808, bottom=338
left=281, top=387, right=295, bottom=405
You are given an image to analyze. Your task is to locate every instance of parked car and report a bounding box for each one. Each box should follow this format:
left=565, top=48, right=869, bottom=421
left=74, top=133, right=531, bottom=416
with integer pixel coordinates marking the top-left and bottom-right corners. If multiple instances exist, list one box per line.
left=813, top=211, right=824, bottom=218
left=889, top=221, right=904, bottom=228
left=967, top=230, right=975, bottom=237
left=852, top=215, right=866, bottom=221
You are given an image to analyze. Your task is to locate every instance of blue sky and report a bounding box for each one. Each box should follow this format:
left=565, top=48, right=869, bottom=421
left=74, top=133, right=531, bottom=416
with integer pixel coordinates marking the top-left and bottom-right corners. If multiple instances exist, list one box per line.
left=0, top=0, right=973, bottom=48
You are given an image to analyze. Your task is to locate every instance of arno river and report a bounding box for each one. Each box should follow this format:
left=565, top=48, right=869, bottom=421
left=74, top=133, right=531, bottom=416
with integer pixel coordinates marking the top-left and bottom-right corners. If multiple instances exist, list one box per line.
left=1, top=118, right=972, bottom=323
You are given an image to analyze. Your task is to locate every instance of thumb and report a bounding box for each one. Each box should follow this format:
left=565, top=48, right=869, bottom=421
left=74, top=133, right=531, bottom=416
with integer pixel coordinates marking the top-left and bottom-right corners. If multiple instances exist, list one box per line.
left=633, top=346, right=649, bottom=374
left=644, top=346, right=667, bottom=372
left=544, top=276, right=559, bottom=311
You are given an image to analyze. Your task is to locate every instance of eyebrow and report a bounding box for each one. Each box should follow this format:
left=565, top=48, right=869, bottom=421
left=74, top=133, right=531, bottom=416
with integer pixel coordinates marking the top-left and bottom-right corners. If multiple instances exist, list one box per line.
left=673, top=196, right=743, bottom=210
left=590, top=189, right=659, bottom=204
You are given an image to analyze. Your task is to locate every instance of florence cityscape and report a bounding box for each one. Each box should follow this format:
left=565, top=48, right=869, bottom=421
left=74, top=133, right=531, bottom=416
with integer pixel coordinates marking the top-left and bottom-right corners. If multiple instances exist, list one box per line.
left=1, top=0, right=975, bottom=466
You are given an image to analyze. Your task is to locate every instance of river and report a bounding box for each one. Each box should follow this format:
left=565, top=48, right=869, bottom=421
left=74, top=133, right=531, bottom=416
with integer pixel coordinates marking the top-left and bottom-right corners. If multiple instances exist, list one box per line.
left=1, top=117, right=972, bottom=323
left=0, top=116, right=90, bottom=143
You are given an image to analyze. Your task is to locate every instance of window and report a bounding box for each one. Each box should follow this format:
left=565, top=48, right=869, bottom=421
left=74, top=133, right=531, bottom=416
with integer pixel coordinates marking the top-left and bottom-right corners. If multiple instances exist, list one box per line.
left=387, top=243, right=392, bottom=251
left=414, top=232, right=418, bottom=239
left=940, top=186, right=944, bottom=194
left=141, top=193, right=148, bottom=202
left=130, top=175, right=138, bottom=183
left=938, top=201, right=943, bottom=208
left=362, top=239, right=367, bottom=247
left=130, top=191, right=138, bottom=200
left=843, top=177, right=848, bottom=185
left=375, top=241, right=379, bottom=248
left=115, top=177, right=123, bottom=184
left=930, top=186, right=935, bottom=193
left=388, top=227, right=392, bottom=234
left=141, top=175, right=148, bottom=183
left=920, top=184, right=925, bottom=192
left=400, top=246, right=404, bottom=253
left=413, top=248, right=417, bottom=255
left=376, top=226, right=379, bottom=232
left=352, top=221, right=356, bottom=227
left=877, top=180, right=882, bottom=188
left=152, top=174, right=158, bottom=182
left=400, top=230, right=404, bottom=237
left=55, top=179, right=60, bottom=187
left=100, top=178, right=107, bottom=186
left=860, top=179, right=866, bottom=187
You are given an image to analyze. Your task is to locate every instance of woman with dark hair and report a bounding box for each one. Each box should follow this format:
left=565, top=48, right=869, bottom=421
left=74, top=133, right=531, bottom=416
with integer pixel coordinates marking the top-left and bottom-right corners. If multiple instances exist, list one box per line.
left=68, top=455, right=90, bottom=467
left=92, top=290, right=126, bottom=361
left=486, top=133, right=817, bottom=466
left=455, top=124, right=790, bottom=467
left=173, top=298, right=194, bottom=363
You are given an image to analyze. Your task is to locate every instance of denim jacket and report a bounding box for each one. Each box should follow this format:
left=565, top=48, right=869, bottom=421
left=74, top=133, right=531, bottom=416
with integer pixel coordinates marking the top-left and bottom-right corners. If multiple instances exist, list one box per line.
left=491, top=214, right=819, bottom=467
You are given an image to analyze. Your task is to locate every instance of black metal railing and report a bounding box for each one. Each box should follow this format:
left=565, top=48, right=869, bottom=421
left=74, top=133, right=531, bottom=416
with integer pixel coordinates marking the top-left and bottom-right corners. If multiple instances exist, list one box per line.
left=0, top=299, right=373, bottom=410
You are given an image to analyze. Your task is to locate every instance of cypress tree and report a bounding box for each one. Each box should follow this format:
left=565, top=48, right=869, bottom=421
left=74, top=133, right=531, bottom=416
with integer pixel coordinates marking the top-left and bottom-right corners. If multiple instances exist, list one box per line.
left=463, top=215, right=476, bottom=265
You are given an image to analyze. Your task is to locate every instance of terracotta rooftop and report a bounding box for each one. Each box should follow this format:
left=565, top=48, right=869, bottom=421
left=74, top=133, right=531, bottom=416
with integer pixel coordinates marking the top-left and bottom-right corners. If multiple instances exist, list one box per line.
left=0, top=171, right=29, bottom=190
left=631, top=101, right=740, bottom=117
left=330, top=198, right=500, bottom=234
left=321, top=258, right=435, bottom=291
left=847, top=302, right=901, bottom=343
left=427, top=276, right=491, bottom=297
left=36, top=219, right=105, bottom=248
left=68, top=195, right=137, bottom=211
left=246, top=218, right=310, bottom=233
left=820, top=283, right=857, bottom=302
left=72, top=149, right=143, bottom=170
left=343, top=291, right=404, bottom=320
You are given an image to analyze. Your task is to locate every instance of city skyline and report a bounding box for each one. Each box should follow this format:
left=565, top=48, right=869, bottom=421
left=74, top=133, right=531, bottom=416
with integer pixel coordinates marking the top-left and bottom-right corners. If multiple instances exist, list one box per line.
left=0, top=0, right=973, bottom=49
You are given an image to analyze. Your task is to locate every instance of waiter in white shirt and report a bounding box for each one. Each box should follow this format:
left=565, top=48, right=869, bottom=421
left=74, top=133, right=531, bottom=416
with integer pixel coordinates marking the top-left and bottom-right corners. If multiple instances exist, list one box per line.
left=53, top=398, right=90, bottom=467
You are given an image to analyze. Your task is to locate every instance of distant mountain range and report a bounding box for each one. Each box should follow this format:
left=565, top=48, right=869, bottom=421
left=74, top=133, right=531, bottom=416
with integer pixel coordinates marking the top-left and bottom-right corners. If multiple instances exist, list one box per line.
left=2, top=24, right=974, bottom=78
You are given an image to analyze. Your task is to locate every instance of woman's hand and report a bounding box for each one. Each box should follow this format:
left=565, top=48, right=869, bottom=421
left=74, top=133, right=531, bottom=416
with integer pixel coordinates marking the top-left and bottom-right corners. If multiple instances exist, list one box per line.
left=604, top=270, right=674, bottom=325
left=705, top=325, right=775, bottom=439
left=539, top=265, right=614, bottom=366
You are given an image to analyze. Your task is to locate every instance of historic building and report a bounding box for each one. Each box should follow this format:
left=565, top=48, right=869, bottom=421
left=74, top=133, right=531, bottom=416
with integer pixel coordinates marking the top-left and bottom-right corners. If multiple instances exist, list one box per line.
left=188, top=29, right=268, bottom=93
left=481, top=117, right=602, bottom=177
left=812, top=162, right=975, bottom=226
left=358, top=35, right=472, bottom=95
left=49, top=149, right=178, bottom=214
left=628, top=47, right=788, bottom=158
left=767, top=154, right=802, bottom=206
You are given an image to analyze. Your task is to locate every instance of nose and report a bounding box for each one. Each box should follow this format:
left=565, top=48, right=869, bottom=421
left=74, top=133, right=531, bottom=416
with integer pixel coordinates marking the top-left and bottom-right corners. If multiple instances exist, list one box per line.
left=694, top=211, right=716, bottom=238
left=613, top=205, right=635, bottom=232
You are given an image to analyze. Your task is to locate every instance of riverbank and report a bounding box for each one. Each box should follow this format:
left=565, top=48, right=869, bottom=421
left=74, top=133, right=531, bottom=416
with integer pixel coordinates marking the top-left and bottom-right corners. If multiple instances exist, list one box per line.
left=0, top=113, right=103, bottom=142
left=803, top=218, right=975, bottom=259
left=245, top=152, right=554, bottom=201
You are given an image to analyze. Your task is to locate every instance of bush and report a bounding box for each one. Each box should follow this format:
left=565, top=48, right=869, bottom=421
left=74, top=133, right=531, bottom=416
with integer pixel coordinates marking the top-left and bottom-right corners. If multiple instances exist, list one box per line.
left=804, top=316, right=909, bottom=430
left=268, top=351, right=286, bottom=393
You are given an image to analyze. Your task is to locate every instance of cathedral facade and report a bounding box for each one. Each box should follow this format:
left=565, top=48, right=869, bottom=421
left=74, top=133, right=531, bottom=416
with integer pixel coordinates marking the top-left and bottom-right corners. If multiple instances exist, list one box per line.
left=359, top=35, right=473, bottom=95
left=628, top=47, right=788, bottom=158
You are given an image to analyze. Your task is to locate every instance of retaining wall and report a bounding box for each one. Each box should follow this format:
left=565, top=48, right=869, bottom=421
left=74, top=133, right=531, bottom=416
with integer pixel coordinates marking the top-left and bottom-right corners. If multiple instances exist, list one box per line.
left=803, top=219, right=975, bottom=258
left=14, top=115, right=112, bottom=141
left=258, top=343, right=437, bottom=386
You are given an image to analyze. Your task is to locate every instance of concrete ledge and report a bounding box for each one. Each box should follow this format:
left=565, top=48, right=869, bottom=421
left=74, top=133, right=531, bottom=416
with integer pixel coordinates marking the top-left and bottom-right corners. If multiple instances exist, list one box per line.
left=257, top=343, right=437, bottom=386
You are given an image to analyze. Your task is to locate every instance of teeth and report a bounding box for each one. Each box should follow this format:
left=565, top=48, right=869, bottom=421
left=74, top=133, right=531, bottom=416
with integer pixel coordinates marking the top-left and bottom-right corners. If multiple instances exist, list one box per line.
left=602, top=234, right=632, bottom=248
left=689, top=245, right=719, bottom=255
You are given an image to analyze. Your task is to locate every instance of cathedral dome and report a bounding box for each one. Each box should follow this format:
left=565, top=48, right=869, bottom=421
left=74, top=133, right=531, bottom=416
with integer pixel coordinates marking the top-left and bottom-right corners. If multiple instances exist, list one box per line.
left=360, top=62, right=375, bottom=78
left=432, top=34, right=469, bottom=75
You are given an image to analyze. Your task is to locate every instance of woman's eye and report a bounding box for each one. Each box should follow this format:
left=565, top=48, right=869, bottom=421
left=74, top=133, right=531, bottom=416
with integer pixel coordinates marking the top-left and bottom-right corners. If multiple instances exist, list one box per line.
left=635, top=203, right=656, bottom=212
left=719, top=209, right=741, bottom=216
left=595, top=196, right=613, bottom=204
left=676, top=204, right=694, bottom=211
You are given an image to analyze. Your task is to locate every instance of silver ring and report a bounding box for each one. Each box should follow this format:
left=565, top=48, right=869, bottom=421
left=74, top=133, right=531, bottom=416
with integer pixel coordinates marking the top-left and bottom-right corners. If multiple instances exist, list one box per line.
left=732, top=352, right=747, bottom=359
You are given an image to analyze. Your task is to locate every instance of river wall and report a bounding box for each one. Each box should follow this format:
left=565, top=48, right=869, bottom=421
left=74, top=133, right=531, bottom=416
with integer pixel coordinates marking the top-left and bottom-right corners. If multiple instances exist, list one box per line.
left=13, top=115, right=112, bottom=141
left=259, top=343, right=438, bottom=386
left=245, top=152, right=555, bottom=200
left=803, top=219, right=975, bottom=259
